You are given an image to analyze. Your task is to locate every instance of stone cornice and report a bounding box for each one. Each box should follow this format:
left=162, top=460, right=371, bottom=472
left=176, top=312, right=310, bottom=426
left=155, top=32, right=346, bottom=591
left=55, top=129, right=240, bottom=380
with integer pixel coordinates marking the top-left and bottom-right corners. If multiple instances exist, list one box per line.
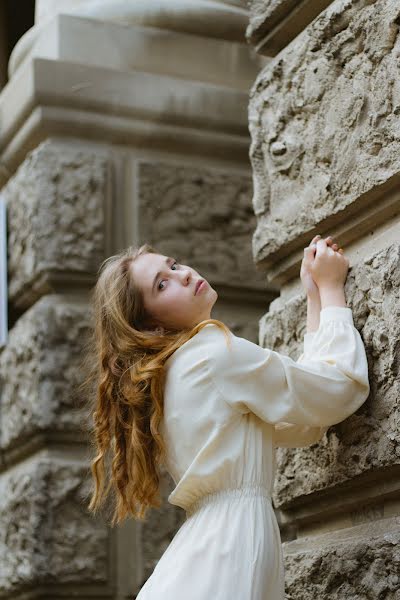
left=0, top=55, right=251, bottom=180
left=11, top=0, right=249, bottom=77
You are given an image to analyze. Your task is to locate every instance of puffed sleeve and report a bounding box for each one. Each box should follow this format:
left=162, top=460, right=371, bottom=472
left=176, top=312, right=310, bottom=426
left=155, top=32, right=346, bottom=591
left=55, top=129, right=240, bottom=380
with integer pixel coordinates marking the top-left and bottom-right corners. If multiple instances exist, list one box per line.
left=273, top=332, right=328, bottom=448
left=209, top=306, right=370, bottom=429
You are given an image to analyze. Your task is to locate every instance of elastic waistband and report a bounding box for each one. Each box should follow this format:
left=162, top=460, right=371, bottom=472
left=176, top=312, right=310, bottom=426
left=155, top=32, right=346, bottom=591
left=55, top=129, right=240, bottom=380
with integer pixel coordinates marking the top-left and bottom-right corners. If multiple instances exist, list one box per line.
left=185, top=484, right=272, bottom=517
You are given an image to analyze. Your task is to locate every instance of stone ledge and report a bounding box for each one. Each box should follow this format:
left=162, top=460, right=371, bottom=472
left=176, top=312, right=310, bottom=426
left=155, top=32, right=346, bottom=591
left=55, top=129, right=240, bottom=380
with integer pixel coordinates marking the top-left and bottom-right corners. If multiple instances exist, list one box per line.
left=247, top=0, right=334, bottom=54
left=9, top=13, right=259, bottom=92
left=283, top=517, right=400, bottom=599
left=0, top=57, right=250, bottom=176
left=276, top=465, right=400, bottom=541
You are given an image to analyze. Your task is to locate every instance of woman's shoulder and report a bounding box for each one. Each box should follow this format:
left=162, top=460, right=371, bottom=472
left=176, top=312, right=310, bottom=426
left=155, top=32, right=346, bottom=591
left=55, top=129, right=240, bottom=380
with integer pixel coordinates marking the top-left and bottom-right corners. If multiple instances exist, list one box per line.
left=195, top=322, right=234, bottom=347
left=193, top=323, right=256, bottom=365
left=184, top=322, right=233, bottom=355
left=164, top=322, right=234, bottom=368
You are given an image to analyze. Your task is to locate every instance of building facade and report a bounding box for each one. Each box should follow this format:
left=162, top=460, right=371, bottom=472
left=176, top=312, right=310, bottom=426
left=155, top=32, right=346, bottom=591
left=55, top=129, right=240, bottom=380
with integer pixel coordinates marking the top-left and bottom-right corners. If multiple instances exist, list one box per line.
left=0, top=0, right=398, bottom=598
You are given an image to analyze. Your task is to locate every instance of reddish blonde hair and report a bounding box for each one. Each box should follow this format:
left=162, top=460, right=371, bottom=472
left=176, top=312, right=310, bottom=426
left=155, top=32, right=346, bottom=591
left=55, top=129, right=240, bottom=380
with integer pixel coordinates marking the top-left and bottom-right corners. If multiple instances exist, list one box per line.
left=83, top=244, right=230, bottom=525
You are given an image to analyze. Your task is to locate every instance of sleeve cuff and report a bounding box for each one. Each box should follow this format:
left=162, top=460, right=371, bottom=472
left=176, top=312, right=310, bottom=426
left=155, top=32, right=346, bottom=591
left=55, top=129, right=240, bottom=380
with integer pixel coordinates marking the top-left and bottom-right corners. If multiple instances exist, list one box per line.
left=320, top=306, right=354, bottom=326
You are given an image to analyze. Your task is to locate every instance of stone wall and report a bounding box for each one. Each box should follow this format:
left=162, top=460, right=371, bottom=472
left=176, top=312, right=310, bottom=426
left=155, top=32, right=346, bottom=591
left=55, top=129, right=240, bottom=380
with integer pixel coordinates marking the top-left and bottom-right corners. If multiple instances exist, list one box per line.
left=0, top=141, right=114, bottom=599
left=1, top=1, right=398, bottom=598
left=247, top=0, right=400, bottom=597
left=0, top=9, right=276, bottom=580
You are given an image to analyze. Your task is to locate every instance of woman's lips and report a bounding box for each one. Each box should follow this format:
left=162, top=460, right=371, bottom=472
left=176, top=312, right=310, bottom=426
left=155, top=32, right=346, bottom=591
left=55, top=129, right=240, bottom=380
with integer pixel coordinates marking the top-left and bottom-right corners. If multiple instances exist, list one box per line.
left=195, top=280, right=207, bottom=295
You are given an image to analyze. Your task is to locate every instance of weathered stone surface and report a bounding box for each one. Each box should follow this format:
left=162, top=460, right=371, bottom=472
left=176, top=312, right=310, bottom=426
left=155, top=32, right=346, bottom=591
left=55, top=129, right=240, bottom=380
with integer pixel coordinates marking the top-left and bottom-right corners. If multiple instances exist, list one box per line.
left=0, top=455, right=108, bottom=593
left=0, top=294, right=92, bottom=453
left=283, top=519, right=400, bottom=599
left=249, top=0, right=400, bottom=265
left=260, top=244, right=400, bottom=508
left=137, top=160, right=265, bottom=290
left=4, top=140, right=108, bottom=306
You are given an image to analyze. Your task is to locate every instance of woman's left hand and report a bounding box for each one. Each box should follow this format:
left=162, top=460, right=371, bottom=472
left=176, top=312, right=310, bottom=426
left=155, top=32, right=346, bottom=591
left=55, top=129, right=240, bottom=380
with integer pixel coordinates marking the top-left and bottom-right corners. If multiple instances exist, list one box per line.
left=301, top=235, right=341, bottom=297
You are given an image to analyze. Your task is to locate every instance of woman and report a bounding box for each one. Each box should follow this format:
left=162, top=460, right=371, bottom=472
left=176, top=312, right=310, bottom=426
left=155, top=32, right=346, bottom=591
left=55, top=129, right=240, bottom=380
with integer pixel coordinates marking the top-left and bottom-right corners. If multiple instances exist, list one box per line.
left=86, top=234, right=370, bottom=599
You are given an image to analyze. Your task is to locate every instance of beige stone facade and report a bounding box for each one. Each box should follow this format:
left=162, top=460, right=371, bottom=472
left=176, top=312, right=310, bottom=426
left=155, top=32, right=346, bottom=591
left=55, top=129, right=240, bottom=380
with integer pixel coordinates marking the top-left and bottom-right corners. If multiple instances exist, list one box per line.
left=0, top=0, right=399, bottom=598
left=248, top=0, right=400, bottom=597
left=0, top=2, right=272, bottom=598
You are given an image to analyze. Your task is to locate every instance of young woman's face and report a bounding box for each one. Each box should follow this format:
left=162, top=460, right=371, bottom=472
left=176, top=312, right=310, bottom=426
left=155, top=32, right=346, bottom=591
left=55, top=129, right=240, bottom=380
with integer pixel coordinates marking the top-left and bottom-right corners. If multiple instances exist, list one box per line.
left=131, top=253, right=218, bottom=331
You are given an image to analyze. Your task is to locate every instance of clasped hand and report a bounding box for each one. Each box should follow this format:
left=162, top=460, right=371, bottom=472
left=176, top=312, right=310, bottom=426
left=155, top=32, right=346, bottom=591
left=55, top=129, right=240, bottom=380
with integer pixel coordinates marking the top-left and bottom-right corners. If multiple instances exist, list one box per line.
left=300, top=234, right=350, bottom=300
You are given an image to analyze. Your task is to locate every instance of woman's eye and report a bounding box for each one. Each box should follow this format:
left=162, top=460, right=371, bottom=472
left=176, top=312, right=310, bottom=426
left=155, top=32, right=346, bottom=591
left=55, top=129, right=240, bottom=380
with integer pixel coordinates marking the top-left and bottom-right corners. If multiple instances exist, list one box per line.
left=158, top=262, right=178, bottom=290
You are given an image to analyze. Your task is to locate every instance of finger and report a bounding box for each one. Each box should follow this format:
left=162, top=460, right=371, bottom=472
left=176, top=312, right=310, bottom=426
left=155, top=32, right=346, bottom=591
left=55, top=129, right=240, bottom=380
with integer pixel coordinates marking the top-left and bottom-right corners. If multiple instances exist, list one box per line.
left=310, top=234, right=322, bottom=246
left=332, top=243, right=339, bottom=250
left=303, top=246, right=316, bottom=257
left=338, top=248, right=344, bottom=254
left=325, top=236, right=336, bottom=247
left=316, top=238, right=327, bottom=252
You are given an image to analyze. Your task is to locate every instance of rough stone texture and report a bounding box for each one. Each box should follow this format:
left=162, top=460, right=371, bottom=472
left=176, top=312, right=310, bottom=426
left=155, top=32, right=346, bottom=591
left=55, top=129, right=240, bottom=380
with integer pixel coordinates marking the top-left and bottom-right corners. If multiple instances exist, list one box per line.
left=0, top=455, right=108, bottom=594
left=138, top=468, right=186, bottom=587
left=260, top=243, right=400, bottom=508
left=3, top=140, right=109, bottom=306
left=283, top=519, right=400, bottom=599
left=249, top=0, right=400, bottom=265
left=0, top=294, right=92, bottom=454
left=137, top=160, right=265, bottom=290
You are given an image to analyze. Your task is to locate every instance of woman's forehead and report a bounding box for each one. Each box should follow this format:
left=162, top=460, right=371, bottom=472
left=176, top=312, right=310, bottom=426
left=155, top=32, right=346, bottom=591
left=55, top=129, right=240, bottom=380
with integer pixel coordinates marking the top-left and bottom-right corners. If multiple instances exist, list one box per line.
left=131, top=253, right=170, bottom=293
left=135, top=252, right=167, bottom=269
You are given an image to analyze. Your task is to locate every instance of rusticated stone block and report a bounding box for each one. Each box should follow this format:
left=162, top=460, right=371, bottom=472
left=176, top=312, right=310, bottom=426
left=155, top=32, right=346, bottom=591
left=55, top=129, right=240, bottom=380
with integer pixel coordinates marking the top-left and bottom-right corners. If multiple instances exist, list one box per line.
left=249, top=0, right=400, bottom=265
left=4, top=140, right=109, bottom=306
left=0, top=294, right=92, bottom=453
left=0, top=456, right=108, bottom=594
left=260, top=244, right=400, bottom=508
left=283, top=518, right=400, bottom=599
left=137, top=160, right=265, bottom=290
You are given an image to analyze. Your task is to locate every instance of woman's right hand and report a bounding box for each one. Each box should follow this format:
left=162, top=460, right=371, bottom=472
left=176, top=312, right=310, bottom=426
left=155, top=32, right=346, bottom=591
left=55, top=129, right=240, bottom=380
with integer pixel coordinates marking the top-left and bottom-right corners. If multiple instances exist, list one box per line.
left=310, top=237, right=350, bottom=291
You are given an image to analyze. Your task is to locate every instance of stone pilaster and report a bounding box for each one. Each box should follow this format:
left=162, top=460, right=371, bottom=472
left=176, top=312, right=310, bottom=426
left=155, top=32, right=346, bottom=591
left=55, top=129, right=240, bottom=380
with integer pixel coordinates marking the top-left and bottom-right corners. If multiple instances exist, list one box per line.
left=248, top=0, right=400, bottom=597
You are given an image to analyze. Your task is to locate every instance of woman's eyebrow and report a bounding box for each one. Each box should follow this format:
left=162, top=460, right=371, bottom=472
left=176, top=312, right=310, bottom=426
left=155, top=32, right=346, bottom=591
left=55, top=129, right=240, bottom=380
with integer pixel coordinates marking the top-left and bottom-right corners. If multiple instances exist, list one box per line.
left=151, top=257, right=175, bottom=294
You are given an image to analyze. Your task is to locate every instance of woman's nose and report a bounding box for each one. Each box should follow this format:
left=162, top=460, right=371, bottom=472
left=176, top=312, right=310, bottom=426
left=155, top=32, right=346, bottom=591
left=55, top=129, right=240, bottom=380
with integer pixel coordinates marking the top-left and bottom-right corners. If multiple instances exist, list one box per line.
left=180, top=269, right=191, bottom=284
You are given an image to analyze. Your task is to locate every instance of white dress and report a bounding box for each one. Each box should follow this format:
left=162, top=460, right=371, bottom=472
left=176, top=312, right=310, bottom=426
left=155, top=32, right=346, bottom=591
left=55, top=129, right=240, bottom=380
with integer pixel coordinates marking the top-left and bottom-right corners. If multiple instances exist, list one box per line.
left=136, top=306, right=370, bottom=600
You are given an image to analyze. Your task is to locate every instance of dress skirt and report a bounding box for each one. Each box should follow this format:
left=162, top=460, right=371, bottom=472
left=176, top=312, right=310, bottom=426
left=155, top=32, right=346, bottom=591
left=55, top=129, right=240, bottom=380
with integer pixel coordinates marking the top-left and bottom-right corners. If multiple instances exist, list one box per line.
left=136, top=484, right=285, bottom=600
left=136, top=309, right=370, bottom=599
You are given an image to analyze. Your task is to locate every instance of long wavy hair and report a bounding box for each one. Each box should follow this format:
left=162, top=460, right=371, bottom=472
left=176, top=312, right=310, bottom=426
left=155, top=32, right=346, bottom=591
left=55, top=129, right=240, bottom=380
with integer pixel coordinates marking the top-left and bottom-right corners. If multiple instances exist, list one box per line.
left=83, top=243, right=231, bottom=525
